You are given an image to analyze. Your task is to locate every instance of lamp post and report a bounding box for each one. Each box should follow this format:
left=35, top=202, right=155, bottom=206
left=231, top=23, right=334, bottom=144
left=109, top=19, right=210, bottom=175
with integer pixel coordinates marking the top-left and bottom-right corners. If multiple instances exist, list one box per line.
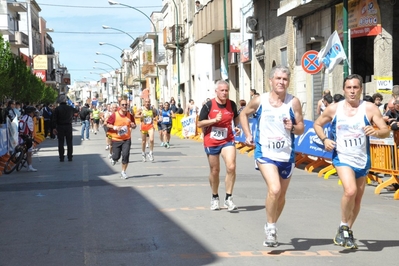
left=108, top=0, right=159, bottom=100
left=102, top=25, right=142, bottom=93
left=223, top=0, right=228, bottom=78
left=171, top=0, right=181, bottom=104
left=99, top=42, right=124, bottom=53
left=94, top=60, right=116, bottom=70
left=96, top=52, right=123, bottom=97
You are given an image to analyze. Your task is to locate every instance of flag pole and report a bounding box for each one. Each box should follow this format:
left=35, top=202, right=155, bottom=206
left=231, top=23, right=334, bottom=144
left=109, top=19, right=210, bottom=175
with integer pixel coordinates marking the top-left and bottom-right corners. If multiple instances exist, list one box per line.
left=343, top=0, right=349, bottom=78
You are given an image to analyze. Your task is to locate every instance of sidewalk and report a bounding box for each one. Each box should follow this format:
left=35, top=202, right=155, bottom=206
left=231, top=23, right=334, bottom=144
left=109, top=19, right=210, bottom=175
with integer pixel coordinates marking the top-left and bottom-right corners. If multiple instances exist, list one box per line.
left=0, top=123, right=398, bottom=265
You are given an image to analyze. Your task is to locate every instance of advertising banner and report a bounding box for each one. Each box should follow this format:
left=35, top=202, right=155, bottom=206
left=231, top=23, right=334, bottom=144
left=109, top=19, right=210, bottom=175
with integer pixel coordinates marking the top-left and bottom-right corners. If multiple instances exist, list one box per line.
left=230, top=32, right=241, bottom=53
left=0, top=124, right=8, bottom=157
left=335, top=0, right=381, bottom=38
left=181, top=115, right=197, bottom=138
left=34, top=70, right=46, bottom=82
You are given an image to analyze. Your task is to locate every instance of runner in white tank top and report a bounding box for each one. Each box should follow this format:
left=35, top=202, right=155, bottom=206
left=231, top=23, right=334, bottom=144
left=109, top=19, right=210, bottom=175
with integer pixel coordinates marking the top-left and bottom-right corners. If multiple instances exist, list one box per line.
left=240, top=65, right=304, bottom=248
left=314, top=74, right=390, bottom=249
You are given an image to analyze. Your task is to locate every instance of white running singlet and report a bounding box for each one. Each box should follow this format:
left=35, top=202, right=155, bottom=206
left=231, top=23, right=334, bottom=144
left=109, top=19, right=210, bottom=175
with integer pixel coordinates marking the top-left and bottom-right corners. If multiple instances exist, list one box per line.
left=254, top=92, right=295, bottom=163
left=331, top=100, right=371, bottom=169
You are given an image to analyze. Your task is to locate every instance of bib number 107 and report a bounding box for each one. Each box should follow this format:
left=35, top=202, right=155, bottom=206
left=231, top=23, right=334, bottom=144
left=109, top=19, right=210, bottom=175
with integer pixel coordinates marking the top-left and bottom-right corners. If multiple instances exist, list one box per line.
left=267, top=140, right=285, bottom=149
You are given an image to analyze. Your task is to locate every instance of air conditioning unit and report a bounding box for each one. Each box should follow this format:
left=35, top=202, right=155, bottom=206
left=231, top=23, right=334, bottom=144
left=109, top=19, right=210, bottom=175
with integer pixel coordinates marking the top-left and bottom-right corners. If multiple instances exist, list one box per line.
left=246, top=16, right=258, bottom=33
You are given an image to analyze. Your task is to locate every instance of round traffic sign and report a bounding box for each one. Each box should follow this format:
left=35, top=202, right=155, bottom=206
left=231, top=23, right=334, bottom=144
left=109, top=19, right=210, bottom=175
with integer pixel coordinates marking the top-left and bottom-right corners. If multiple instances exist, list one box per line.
left=301, top=50, right=323, bottom=75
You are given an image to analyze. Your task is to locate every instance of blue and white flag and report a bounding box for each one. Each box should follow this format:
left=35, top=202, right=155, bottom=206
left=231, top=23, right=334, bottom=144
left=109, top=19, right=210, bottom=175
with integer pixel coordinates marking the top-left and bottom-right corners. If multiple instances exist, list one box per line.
left=317, top=31, right=347, bottom=73
left=221, top=57, right=228, bottom=80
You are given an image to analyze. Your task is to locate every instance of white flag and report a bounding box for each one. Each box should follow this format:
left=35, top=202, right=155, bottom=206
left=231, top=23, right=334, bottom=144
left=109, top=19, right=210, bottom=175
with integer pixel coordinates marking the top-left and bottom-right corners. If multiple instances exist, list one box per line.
left=221, top=57, right=228, bottom=80
left=317, top=31, right=347, bottom=73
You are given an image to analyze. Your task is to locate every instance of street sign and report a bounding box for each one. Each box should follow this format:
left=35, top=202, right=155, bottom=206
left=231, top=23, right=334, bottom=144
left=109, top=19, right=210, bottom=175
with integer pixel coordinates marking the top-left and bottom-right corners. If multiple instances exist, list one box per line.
left=301, top=50, right=323, bottom=74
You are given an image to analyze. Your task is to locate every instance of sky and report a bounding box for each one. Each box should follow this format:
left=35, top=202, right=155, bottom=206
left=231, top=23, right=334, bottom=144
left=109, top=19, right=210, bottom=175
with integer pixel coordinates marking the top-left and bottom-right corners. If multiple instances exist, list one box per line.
left=37, top=0, right=163, bottom=83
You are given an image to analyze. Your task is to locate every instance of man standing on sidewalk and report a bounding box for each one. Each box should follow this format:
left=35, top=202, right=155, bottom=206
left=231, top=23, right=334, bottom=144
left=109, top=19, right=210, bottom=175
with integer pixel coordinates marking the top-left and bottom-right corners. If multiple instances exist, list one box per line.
left=198, top=80, right=240, bottom=212
left=52, top=94, right=77, bottom=162
left=80, top=103, right=91, bottom=140
left=106, top=99, right=136, bottom=179
left=314, top=74, right=390, bottom=249
left=239, top=65, right=304, bottom=247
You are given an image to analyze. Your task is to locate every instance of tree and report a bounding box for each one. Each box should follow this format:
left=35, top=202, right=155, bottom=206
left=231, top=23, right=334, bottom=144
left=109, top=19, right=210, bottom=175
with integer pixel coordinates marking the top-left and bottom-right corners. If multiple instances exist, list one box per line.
left=0, top=34, right=57, bottom=104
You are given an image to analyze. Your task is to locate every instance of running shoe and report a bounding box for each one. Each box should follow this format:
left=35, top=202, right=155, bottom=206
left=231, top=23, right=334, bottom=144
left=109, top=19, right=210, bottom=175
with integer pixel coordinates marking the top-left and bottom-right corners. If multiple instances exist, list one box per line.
left=147, top=153, right=154, bottom=162
left=110, top=159, right=116, bottom=166
left=210, top=197, right=220, bottom=210
left=108, top=154, right=112, bottom=159
left=344, top=229, right=358, bottom=249
left=28, top=166, right=37, bottom=172
left=165, top=142, right=170, bottom=149
left=105, top=145, right=109, bottom=150
left=333, top=225, right=349, bottom=247
left=160, top=142, right=164, bottom=147
left=120, top=171, right=128, bottom=179
left=263, top=225, right=278, bottom=247
left=142, top=154, right=146, bottom=162
left=224, top=196, right=237, bottom=211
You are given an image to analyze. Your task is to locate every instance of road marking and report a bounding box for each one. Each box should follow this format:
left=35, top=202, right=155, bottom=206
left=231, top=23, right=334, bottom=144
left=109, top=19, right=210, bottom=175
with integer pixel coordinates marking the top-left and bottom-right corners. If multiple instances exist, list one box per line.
left=179, top=250, right=340, bottom=258
left=145, top=166, right=207, bottom=169
left=82, top=161, right=89, bottom=182
left=135, top=184, right=208, bottom=188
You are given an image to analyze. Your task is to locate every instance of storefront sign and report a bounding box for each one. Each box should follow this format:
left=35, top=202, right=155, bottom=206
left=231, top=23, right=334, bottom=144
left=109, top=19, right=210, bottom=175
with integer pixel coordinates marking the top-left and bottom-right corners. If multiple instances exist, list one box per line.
left=33, top=55, right=48, bottom=70
left=335, top=0, right=381, bottom=38
left=230, top=33, right=241, bottom=53
left=240, top=39, right=252, bottom=63
left=34, top=70, right=46, bottom=82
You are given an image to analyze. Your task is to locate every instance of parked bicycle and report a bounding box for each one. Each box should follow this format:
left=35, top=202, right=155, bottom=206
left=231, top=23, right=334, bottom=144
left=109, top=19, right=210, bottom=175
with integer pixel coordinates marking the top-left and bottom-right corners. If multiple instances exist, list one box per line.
left=3, top=135, right=34, bottom=174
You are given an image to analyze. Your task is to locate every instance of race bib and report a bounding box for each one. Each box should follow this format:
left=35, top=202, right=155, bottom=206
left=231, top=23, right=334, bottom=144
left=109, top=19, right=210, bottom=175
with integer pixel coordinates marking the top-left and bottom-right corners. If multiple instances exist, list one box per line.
left=162, top=117, right=170, bottom=123
left=266, top=137, right=286, bottom=150
left=210, top=127, right=227, bottom=140
left=144, top=116, right=152, bottom=124
left=118, top=125, right=128, bottom=136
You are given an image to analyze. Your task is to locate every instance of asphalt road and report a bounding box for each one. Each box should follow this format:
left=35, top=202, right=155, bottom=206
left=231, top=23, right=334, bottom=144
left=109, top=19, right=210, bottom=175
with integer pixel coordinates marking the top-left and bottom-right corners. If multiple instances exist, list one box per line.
left=0, top=123, right=398, bottom=266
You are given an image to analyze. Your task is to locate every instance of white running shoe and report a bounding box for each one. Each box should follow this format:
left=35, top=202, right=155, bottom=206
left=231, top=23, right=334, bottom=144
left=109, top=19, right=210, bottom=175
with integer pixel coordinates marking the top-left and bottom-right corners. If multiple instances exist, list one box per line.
left=263, top=225, right=278, bottom=247
left=105, top=145, right=109, bottom=150
left=120, top=171, right=128, bottom=179
left=28, top=166, right=37, bottom=172
left=110, top=159, right=116, bottom=166
left=147, top=153, right=154, bottom=162
left=224, top=196, right=237, bottom=211
left=160, top=142, right=164, bottom=147
left=142, top=154, right=146, bottom=162
left=210, top=197, right=220, bottom=211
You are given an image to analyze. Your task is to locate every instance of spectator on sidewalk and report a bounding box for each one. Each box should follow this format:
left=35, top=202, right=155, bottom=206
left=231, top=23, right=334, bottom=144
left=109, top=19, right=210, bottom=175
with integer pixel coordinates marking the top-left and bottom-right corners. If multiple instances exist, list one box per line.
left=20, top=106, right=38, bottom=172
left=80, top=103, right=91, bottom=140
left=42, top=104, right=53, bottom=138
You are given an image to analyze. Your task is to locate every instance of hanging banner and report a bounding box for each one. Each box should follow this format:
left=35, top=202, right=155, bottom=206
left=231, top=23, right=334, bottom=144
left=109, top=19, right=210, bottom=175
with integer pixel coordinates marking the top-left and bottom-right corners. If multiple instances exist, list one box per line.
left=181, top=115, right=197, bottom=138
left=335, top=0, right=381, bottom=38
left=230, top=32, right=241, bottom=53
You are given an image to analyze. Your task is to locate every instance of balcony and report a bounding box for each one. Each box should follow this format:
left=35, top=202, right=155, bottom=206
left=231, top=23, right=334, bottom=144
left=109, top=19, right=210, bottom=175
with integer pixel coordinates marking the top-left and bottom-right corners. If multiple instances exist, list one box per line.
left=193, top=0, right=233, bottom=44
left=277, top=0, right=333, bottom=17
left=163, top=25, right=188, bottom=50
left=7, top=2, right=27, bottom=13
left=142, top=62, right=156, bottom=78
left=9, top=31, right=29, bottom=48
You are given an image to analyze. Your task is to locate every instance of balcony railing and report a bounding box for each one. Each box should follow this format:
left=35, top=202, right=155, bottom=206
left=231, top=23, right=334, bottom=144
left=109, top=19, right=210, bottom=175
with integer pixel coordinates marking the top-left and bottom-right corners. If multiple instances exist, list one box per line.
left=163, top=24, right=188, bottom=49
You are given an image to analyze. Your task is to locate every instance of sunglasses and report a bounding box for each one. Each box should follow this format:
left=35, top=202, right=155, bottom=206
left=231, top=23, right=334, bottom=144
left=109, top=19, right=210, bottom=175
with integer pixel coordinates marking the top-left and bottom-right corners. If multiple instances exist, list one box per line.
left=121, top=104, right=128, bottom=106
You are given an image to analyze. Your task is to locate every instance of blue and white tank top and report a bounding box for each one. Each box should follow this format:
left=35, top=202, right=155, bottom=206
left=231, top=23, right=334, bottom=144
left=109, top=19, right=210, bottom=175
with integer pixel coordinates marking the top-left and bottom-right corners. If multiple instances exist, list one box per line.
left=254, top=92, right=296, bottom=162
left=331, top=100, right=371, bottom=169
left=161, top=109, right=172, bottom=125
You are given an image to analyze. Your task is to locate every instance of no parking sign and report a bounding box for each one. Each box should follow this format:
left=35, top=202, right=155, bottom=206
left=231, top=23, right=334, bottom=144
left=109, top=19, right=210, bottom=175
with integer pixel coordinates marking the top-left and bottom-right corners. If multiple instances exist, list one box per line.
left=301, top=50, right=323, bottom=74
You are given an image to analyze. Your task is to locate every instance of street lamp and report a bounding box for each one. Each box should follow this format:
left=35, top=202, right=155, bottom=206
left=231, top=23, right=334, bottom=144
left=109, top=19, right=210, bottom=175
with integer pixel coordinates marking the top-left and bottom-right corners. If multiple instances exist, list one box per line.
left=93, top=66, right=112, bottom=73
left=108, top=0, right=159, bottom=100
left=95, top=52, right=122, bottom=68
left=99, top=42, right=124, bottom=53
left=96, top=52, right=123, bottom=97
left=94, top=60, right=116, bottom=70
left=102, top=25, right=142, bottom=93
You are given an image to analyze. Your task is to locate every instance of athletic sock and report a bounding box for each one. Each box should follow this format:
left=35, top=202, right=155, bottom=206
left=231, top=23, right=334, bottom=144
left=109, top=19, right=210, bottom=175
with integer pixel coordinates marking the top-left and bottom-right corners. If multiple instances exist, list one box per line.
left=225, top=193, right=232, bottom=200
